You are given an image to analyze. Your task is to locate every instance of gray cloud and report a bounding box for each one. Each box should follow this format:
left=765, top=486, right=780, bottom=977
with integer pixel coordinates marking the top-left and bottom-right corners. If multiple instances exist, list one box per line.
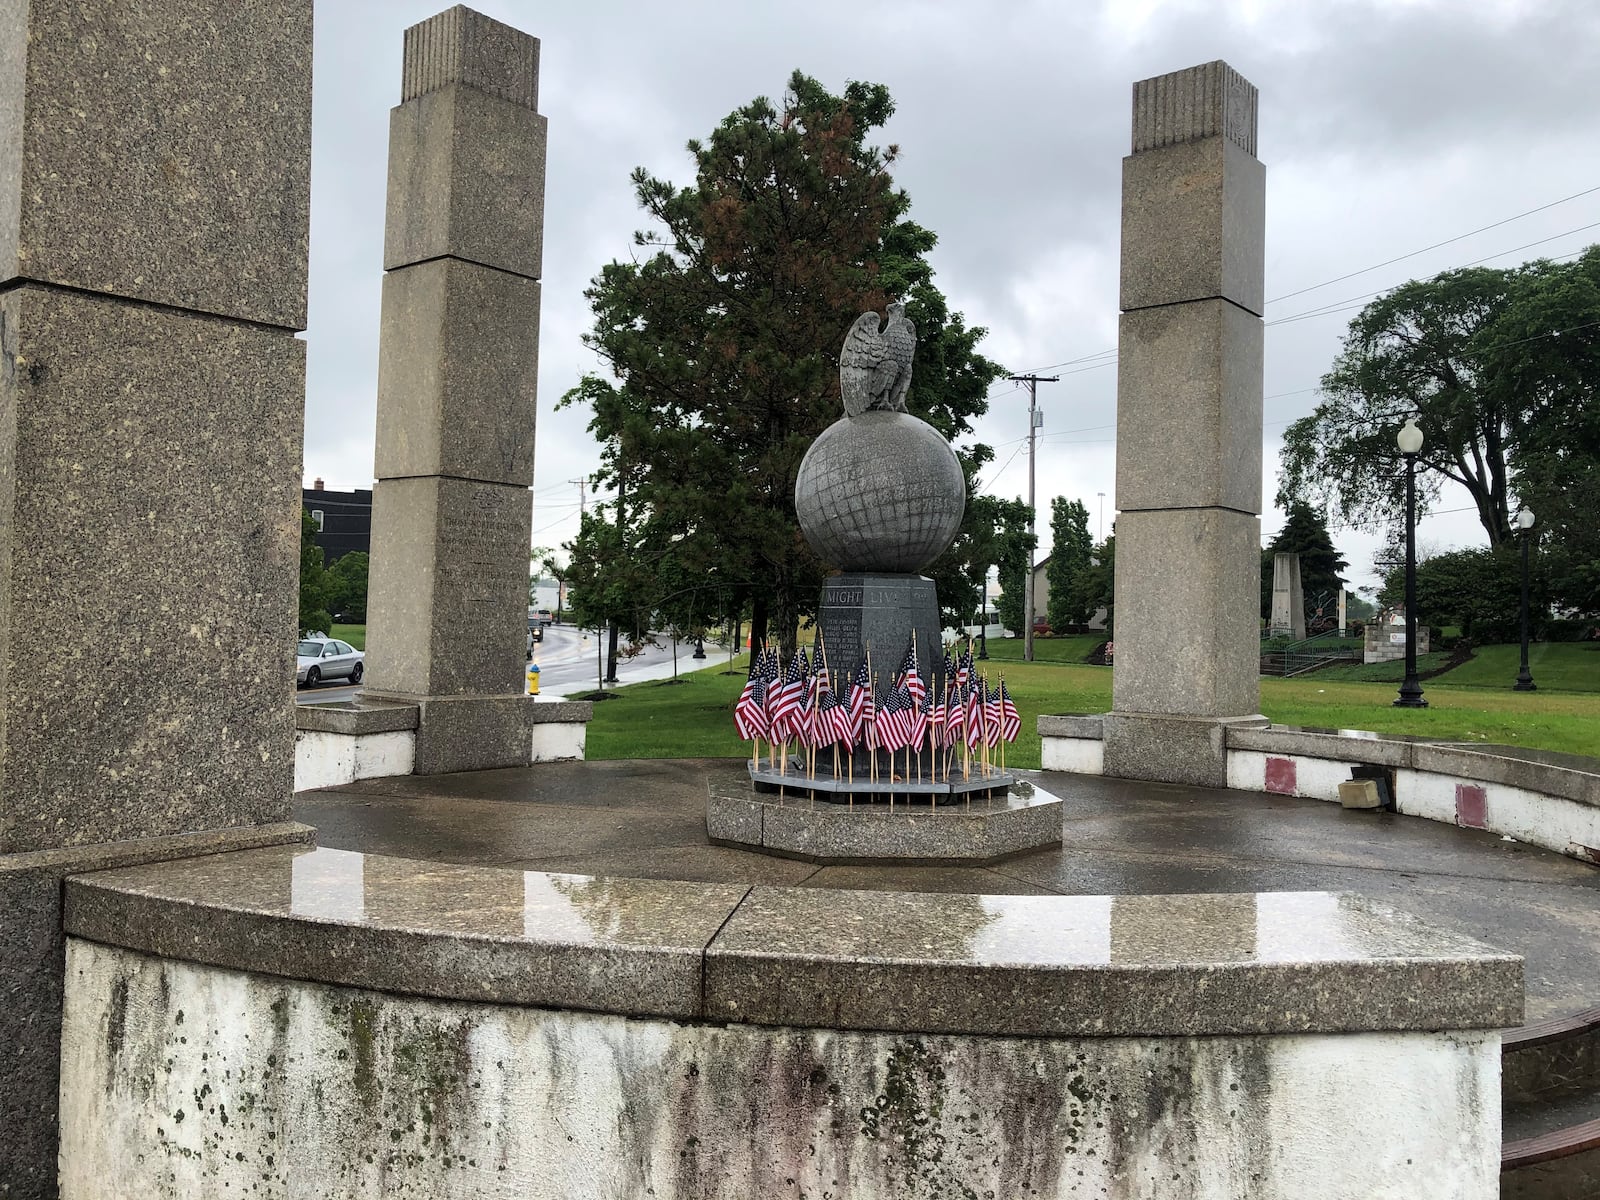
left=303, top=0, right=1600, bottom=588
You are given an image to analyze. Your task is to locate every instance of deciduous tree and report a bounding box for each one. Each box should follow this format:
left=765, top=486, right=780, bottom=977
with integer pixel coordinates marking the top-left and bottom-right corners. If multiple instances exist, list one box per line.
left=327, top=551, right=369, bottom=624
left=1046, top=498, right=1093, bottom=630
left=983, top=496, right=1036, bottom=637
left=563, top=71, right=1002, bottom=658
left=298, top=510, right=335, bottom=634
left=1277, top=249, right=1598, bottom=576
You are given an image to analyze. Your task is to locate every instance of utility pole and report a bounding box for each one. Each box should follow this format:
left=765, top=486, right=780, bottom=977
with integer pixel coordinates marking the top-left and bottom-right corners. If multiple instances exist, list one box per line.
left=568, top=477, right=586, bottom=518
left=1009, top=374, right=1058, bottom=662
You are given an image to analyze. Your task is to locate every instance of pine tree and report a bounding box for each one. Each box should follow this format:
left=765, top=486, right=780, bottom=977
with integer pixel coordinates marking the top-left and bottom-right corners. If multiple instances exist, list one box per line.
left=563, top=71, right=1003, bottom=656
left=1261, top=501, right=1348, bottom=626
left=1045, top=498, right=1093, bottom=630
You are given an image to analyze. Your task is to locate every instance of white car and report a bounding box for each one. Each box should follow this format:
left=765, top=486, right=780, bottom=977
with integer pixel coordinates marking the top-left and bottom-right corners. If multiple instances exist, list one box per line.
left=297, top=637, right=364, bottom=688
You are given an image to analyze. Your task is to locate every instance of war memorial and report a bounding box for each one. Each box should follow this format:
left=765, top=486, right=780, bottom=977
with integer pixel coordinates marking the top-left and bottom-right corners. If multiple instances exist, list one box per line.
left=1, top=5, right=1597, bottom=1198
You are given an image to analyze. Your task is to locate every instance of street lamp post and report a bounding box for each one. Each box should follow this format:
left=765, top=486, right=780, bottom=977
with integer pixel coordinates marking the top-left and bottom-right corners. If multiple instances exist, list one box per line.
left=1514, top=508, right=1537, bottom=692
left=1394, top=418, right=1428, bottom=709
left=977, top=569, right=990, bottom=660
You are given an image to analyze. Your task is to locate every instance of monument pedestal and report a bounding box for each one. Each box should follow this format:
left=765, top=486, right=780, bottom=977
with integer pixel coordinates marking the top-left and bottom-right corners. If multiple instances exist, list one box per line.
left=359, top=691, right=539, bottom=775
left=817, top=572, right=947, bottom=780
left=1102, top=711, right=1269, bottom=789
left=817, top=573, right=943, bottom=682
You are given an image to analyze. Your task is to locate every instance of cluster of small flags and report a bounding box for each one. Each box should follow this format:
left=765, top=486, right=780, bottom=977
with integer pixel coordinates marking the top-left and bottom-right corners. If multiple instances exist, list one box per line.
left=733, top=637, right=1019, bottom=782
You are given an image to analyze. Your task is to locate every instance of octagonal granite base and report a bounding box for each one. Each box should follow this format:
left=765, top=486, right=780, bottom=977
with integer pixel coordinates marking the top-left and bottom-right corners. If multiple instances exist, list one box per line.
left=706, top=773, right=1064, bottom=865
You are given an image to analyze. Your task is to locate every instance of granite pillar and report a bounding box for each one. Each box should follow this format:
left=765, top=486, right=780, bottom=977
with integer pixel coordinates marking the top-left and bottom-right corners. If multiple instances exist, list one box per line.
left=1105, top=61, right=1268, bottom=788
left=0, top=2, right=313, bottom=1193
left=362, top=6, right=547, bottom=774
left=1269, top=551, right=1307, bottom=640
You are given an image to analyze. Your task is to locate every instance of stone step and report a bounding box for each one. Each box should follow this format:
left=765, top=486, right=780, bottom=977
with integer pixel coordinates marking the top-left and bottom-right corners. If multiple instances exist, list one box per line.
left=1501, top=1007, right=1600, bottom=1197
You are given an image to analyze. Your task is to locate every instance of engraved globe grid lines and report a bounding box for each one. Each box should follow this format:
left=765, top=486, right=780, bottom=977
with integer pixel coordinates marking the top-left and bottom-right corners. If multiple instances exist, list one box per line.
left=795, top=305, right=966, bottom=575
left=812, top=452, right=953, bottom=566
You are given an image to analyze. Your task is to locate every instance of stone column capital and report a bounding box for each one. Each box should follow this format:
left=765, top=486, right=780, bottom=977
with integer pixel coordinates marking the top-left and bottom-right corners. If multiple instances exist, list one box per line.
left=1131, top=60, right=1257, bottom=158
left=402, top=5, right=541, bottom=112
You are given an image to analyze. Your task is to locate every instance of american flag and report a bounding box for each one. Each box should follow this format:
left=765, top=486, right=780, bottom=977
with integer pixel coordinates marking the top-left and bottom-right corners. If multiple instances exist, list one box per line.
left=812, top=647, right=831, bottom=701
left=929, top=691, right=945, bottom=749
left=965, top=678, right=987, bottom=749
left=985, top=683, right=1004, bottom=747
left=944, top=678, right=965, bottom=742
left=875, top=685, right=906, bottom=752
left=897, top=643, right=926, bottom=708
left=845, top=658, right=872, bottom=748
left=954, top=646, right=971, bottom=692
left=816, top=688, right=847, bottom=748
left=733, top=646, right=777, bottom=740
left=908, top=685, right=930, bottom=749
left=791, top=662, right=816, bottom=748
left=1000, top=679, right=1020, bottom=743
left=768, top=647, right=808, bottom=740
left=804, top=653, right=831, bottom=748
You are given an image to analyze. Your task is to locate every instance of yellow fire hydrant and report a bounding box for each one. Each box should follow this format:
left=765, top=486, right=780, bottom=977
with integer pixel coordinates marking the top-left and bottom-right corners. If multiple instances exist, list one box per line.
left=526, top=663, right=540, bottom=695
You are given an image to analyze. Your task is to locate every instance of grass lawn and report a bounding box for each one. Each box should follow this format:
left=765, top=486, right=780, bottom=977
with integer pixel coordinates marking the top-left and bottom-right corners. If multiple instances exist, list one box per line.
left=977, top=635, right=1102, bottom=664
left=587, top=648, right=1600, bottom=766
left=1310, top=651, right=1457, bottom=683
left=1421, top=642, right=1600, bottom=692
left=330, top=623, right=366, bottom=650
left=1313, top=642, right=1600, bottom=691
left=1259, top=678, right=1600, bottom=757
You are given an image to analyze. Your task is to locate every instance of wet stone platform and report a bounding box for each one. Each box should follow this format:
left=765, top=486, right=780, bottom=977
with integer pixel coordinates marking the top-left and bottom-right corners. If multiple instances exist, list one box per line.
left=708, top=771, right=1060, bottom=864
left=292, top=757, right=1600, bottom=1023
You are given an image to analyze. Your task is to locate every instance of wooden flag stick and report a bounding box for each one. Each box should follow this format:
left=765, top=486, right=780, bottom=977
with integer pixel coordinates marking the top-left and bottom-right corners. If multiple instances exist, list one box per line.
left=870, top=668, right=883, bottom=790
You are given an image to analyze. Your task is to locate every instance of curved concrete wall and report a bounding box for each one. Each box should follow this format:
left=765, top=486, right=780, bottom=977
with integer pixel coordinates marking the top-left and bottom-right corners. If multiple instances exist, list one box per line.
left=61, top=941, right=1502, bottom=1199
left=57, top=845, right=1520, bottom=1198
left=1040, top=716, right=1600, bottom=864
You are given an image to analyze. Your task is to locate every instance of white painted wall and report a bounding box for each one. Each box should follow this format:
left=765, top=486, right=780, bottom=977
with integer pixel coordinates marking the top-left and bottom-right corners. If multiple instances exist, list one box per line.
left=1046, top=732, right=1600, bottom=863
left=530, top=723, right=585, bottom=763
left=1040, top=736, right=1103, bottom=775
left=1227, top=750, right=1353, bottom=803
left=60, top=942, right=1502, bottom=1200
left=1400, top=769, right=1600, bottom=857
left=293, top=729, right=414, bottom=791
left=294, top=722, right=588, bottom=787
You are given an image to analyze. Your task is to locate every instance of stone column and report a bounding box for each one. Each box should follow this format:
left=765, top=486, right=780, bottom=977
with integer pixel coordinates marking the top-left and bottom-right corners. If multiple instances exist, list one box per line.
left=362, top=6, right=547, bottom=775
left=0, top=2, right=313, bottom=1193
left=1103, top=62, right=1268, bottom=787
left=1269, top=551, right=1306, bottom=640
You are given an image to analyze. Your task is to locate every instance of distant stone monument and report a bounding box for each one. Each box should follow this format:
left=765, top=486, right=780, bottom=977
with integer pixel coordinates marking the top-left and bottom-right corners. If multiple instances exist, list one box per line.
left=1269, top=551, right=1307, bottom=640
left=1102, top=61, right=1269, bottom=788
left=795, top=306, right=964, bottom=696
left=362, top=6, right=548, bottom=774
left=0, top=2, right=313, bottom=1192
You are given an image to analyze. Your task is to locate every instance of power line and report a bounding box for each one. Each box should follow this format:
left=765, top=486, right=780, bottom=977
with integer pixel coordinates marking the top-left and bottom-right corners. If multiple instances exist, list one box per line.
left=1005, top=205, right=1600, bottom=380
left=1266, top=183, right=1600, bottom=305
left=530, top=513, right=579, bottom=537
left=1008, top=373, right=1057, bottom=663
left=1264, top=229, right=1600, bottom=328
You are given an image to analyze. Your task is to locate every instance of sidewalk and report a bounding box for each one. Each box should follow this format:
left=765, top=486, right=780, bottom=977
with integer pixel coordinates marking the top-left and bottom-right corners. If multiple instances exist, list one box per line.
left=539, top=637, right=736, bottom=700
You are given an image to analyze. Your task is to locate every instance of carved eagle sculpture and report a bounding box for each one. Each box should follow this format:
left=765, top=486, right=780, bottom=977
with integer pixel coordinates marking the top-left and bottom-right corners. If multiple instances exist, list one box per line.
left=839, top=302, right=916, bottom=418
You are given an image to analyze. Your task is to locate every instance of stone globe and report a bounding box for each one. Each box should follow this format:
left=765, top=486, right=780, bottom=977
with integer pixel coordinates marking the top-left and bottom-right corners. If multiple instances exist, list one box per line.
left=795, top=410, right=966, bottom=574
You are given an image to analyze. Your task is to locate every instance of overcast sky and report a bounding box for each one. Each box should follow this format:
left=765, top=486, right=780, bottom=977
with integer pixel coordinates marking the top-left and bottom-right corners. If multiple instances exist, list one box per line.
left=302, top=0, right=1600, bottom=595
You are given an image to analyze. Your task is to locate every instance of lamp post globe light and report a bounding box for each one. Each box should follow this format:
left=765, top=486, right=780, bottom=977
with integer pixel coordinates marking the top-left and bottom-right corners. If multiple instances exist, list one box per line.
left=1394, top=418, right=1428, bottom=709
left=1514, top=508, right=1537, bottom=692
